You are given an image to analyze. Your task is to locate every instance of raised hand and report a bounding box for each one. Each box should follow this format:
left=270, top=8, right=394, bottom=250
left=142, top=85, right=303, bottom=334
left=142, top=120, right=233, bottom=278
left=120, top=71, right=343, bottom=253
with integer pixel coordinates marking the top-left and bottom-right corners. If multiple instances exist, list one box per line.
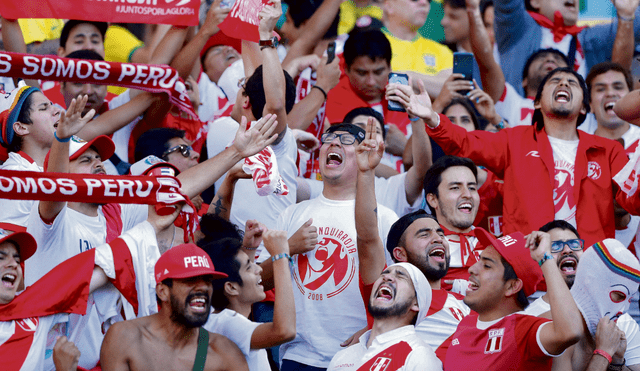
left=467, top=81, right=500, bottom=124
left=524, top=231, right=552, bottom=263
left=288, top=218, right=317, bottom=255
left=53, top=336, right=81, bottom=371
left=55, top=94, right=96, bottom=140
left=201, top=0, right=231, bottom=36
left=612, top=0, right=640, bottom=20
left=258, top=0, right=282, bottom=38
left=431, top=73, right=473, bottom=113
left=356, top=117, right=384, bottom=173
left=263, top=229, right=290, bottom=257
left=243, top=219, right=267, bottom=251
left=233, top=114, right=278, bottom=158
left=147, top=202, right=183, bottom=235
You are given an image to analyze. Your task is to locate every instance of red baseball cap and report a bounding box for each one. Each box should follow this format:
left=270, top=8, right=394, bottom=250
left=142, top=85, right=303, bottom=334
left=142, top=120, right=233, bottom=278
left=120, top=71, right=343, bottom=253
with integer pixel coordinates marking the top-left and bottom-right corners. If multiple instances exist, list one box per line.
left=68, top=135, right=115, bottom=161
left=0, top=227, right=37, bottom=262
left=200, top=31, right=242, bottom=60
left=155, top=244, right=227, bottom=283
left=475, top=228, right=543, bottom=297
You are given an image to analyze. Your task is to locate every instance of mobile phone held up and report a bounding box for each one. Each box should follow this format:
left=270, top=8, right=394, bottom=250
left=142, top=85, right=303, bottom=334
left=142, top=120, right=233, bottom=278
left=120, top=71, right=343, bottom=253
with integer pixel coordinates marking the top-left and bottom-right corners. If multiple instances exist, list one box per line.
left=387, top=72, right=409, bottom=112
left=453, top=52, right=474, bottom=94
left=326, top=41, right=336, bottom=64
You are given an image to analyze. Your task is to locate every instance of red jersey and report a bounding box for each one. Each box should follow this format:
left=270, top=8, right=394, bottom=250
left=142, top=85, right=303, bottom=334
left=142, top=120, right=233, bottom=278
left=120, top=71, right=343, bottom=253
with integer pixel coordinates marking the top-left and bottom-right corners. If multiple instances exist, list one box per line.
left=428, top=114, right=640, bottom=247
left=474, top=170, right=505, bottom=237
left=446, top=313, right=552, bottom=371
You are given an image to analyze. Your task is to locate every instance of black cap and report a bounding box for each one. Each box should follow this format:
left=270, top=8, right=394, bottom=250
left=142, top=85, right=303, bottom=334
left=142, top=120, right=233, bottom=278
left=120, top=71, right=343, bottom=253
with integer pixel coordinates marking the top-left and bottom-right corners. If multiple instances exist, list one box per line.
left=386, top=210, right=436, bottom=257
left=60, top=20, right=108, bottom=49
left=326, top=123, right=366, bottom=143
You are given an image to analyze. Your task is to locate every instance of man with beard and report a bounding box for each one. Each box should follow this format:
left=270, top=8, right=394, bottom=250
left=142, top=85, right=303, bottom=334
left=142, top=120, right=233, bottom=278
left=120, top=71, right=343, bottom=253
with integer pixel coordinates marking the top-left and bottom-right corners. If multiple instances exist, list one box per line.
left=524, top=223, right=640, bottom=370
left=100, top=243, right=249, bottom=371
left=328, top=263, right=442, bottom=371
left=354, top=122, right=469, bottom=366
left=415, top=67, right=640, bottom=246
left=525, top=220, right=583, bottom=316
left=423, top=155, right=482, bottom=293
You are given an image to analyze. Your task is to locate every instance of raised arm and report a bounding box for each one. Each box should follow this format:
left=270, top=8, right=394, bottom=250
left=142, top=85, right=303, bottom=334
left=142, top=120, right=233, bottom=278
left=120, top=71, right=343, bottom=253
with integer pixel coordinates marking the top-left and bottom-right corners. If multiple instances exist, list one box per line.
left=177, top=114, right=278, bottom=198
left=356, top=118, right=387, bottom=285
left=258, top=0, right=289, bottom=142
left=467, top=0, right=505, bottom=102
left=614, top=89, right=640, bottom=127
left=287, top=56, right=341, bottom=131
left=39, top=96, right=95, bottom=221
left=0, top=18, right=39, bottom=88
left=385, top=79, right=432, bottom=205
left=250, top=230, right=296, bottom=348
left=281, top=0, right=343, bottom=65
left=526, top=231, right=583, bottom=355
left=171, top=0, right=230, bottom=78
left=207, top=161, right=251, bottom=220
left=610, top=0, right=640, bottom=71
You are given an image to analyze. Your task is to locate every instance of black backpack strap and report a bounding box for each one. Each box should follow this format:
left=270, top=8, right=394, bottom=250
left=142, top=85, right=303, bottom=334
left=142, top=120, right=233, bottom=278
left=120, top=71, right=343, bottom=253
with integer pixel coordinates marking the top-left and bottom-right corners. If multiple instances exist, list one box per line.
left=193, top=327, right=209, bottom=371
left=567, top=35, right=578, bottom=69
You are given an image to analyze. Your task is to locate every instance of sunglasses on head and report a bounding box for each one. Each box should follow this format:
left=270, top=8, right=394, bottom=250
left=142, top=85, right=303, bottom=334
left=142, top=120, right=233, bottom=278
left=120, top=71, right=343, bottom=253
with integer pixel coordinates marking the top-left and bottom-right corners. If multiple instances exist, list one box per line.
left=162, top=144, right=193, bottom=159
left=550, top=239, right=585, bottom=253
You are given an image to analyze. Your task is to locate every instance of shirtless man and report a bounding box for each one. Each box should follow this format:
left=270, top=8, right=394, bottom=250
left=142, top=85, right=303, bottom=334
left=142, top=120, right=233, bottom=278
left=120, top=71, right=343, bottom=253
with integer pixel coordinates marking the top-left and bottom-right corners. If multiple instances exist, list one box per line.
left=100, top=244, right=249, bottom=371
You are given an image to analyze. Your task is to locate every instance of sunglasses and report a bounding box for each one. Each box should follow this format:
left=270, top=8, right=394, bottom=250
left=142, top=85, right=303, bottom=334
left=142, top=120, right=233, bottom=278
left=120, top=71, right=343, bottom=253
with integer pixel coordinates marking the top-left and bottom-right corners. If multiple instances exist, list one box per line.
left=550, top=239, right=585, bottom=253
left=162, top=144, right=193, bottom=159
left=321, top=132, right=357, bottom=145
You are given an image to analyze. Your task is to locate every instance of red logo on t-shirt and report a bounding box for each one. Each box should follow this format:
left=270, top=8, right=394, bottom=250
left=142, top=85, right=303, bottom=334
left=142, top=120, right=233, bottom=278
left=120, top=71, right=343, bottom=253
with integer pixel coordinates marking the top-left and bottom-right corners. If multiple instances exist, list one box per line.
left=295, top=229, right=357, bottom=299
left=15, top=317, right=39, bottom=332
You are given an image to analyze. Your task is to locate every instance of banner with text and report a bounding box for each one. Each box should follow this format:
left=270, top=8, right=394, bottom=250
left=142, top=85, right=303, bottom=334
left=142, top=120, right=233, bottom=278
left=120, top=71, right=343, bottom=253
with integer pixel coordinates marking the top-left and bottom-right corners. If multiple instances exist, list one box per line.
left=0, top=52, right=198, bottom=118
left=219, top=0, right=277, bottom=42
left=0, top=0, right=200, bottom=26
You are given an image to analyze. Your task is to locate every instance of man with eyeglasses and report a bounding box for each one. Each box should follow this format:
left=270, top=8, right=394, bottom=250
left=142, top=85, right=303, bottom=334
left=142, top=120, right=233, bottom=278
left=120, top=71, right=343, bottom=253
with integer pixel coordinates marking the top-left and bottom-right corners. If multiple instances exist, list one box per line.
left=525, top=220, right=640, bottom=371
left=135, top=128, right=201, bottom=174
left=258, top=122, right=398, bottom=371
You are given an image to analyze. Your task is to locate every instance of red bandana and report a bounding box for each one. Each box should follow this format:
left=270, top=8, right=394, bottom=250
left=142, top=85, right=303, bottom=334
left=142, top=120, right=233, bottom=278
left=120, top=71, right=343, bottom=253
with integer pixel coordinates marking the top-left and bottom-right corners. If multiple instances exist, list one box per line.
left=441, top=225, right=478, bottom=268
left=528, top=10, right=587, bottom=43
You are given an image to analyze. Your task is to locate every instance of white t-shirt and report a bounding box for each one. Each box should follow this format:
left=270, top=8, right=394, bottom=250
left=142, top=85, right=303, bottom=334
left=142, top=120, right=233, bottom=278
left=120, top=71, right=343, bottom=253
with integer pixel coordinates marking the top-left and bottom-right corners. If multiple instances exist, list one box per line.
left=416, top=290, right=470, bottom=362
left=494, top=82, right=534, bottom=127
left=205, top=116, right=240, bottom=193
left=106, top=89, right=140, bottom=164
left=616, top=215, right=640, bottom=249
left=260, top=194, right=397, bottom=367
left=327, top=326, right=442, bottom=371
left=0, top=314, right=67, bottom=371
left=197, top=72, right=233, bottom=123
left=25, top=203, right=147, bottom=369
left=548, top=136, right=579, bottom=228
left=204, top=309, right=269, bottom=371
left=525, top=297, right=640, bottom=365
left=0, top=152, right=43, bottom=227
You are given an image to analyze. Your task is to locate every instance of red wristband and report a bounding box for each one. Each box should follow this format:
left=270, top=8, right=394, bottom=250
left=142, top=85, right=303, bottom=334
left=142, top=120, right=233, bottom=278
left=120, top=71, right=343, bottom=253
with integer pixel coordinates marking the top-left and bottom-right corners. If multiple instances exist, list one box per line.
left=593, top=349, right=613, bottom=363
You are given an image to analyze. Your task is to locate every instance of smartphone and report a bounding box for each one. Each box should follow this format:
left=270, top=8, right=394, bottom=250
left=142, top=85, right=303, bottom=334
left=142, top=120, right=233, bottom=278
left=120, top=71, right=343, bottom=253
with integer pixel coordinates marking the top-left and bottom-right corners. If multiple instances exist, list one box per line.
left=387, top=72, right=409, bottom=112
left=453, top=52, right=474, bottom=94
left=326, top=42, right=336, bottom=64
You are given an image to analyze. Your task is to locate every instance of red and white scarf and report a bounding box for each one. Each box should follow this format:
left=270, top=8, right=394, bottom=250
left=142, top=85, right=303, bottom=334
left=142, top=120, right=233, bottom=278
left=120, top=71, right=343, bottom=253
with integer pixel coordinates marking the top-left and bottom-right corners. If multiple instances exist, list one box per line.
left=0, top=52, right=198, bottom=118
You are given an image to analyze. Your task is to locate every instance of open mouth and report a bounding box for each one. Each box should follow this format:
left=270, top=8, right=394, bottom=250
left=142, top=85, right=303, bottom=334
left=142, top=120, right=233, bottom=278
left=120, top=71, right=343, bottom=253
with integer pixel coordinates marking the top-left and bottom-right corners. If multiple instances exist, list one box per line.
left=559, top=257, right=577, bottom=274
left=604, top=101, right=617, bottom=114
left=429, top=246, right=446, bottom=262
left=555, top=90, right=570, bottom=103
left=188, top=296, right=209, bottom=313
left=467, top=279, right=479, bottom=294
left=375, top=285, right=394, bottom=302
left=326, top=152, right=343, bottom=166
left=2, top=273, right=17, bottom=288
left=563, top=0, right=576, bottom=9
left=458, top=202, right=473, bottom=214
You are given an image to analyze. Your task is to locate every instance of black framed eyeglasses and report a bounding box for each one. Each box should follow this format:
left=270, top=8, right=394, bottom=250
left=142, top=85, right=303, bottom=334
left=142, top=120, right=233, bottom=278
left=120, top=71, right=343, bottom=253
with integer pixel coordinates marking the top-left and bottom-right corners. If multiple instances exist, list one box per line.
left=321, top=132, right=357, bottom=145
left=162, top=144, right=192, bottom=159
left=550, top=239, right=585, bottom=253
left=237, top=77, right=246, bottom=89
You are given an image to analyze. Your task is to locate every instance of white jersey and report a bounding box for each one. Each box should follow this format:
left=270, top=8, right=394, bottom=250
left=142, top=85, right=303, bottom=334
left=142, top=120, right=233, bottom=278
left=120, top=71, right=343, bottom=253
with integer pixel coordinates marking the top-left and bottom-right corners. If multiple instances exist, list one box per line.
left=579, top=115, right=640, bottom=155
left=106, top=89, right=140, bottom=164
left=374, top=173, right=424, bottom=217
left=328, top=326, right=442, bottom=371
left=494, top=82, right=534, bottom=127
left=0, top=314, right=66, bottom=371
left=25, top=203, right=146, bottom=369
left=204, top=309, right=269, bottom=371
left=261, top=194, right=398, bottom=367
left=197, top=72, right=233, bottom=123
left=0, top=152, right=43, bottom=227
left=525, top=296, right=640, bottom=365
left=616, top=215, right=640, bottom=249
left=417, top=289, right=471, bottom=363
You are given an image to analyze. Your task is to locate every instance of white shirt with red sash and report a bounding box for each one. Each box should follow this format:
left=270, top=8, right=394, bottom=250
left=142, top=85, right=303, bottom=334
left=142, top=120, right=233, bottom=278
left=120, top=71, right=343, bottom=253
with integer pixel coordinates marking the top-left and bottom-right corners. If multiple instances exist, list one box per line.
left=328, top=325, right=442, bottom=371
left=0, top=151, right=43, bottom=228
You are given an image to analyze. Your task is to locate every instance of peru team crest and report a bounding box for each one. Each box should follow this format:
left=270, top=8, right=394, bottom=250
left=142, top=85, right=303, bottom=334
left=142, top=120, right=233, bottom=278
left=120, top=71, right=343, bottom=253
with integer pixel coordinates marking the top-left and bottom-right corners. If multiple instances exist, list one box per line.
left=293, top=227, right=357, bottom=300
left=370, top=357, right=391, bottom=371
left=485, top=328, right=504, bottom=354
